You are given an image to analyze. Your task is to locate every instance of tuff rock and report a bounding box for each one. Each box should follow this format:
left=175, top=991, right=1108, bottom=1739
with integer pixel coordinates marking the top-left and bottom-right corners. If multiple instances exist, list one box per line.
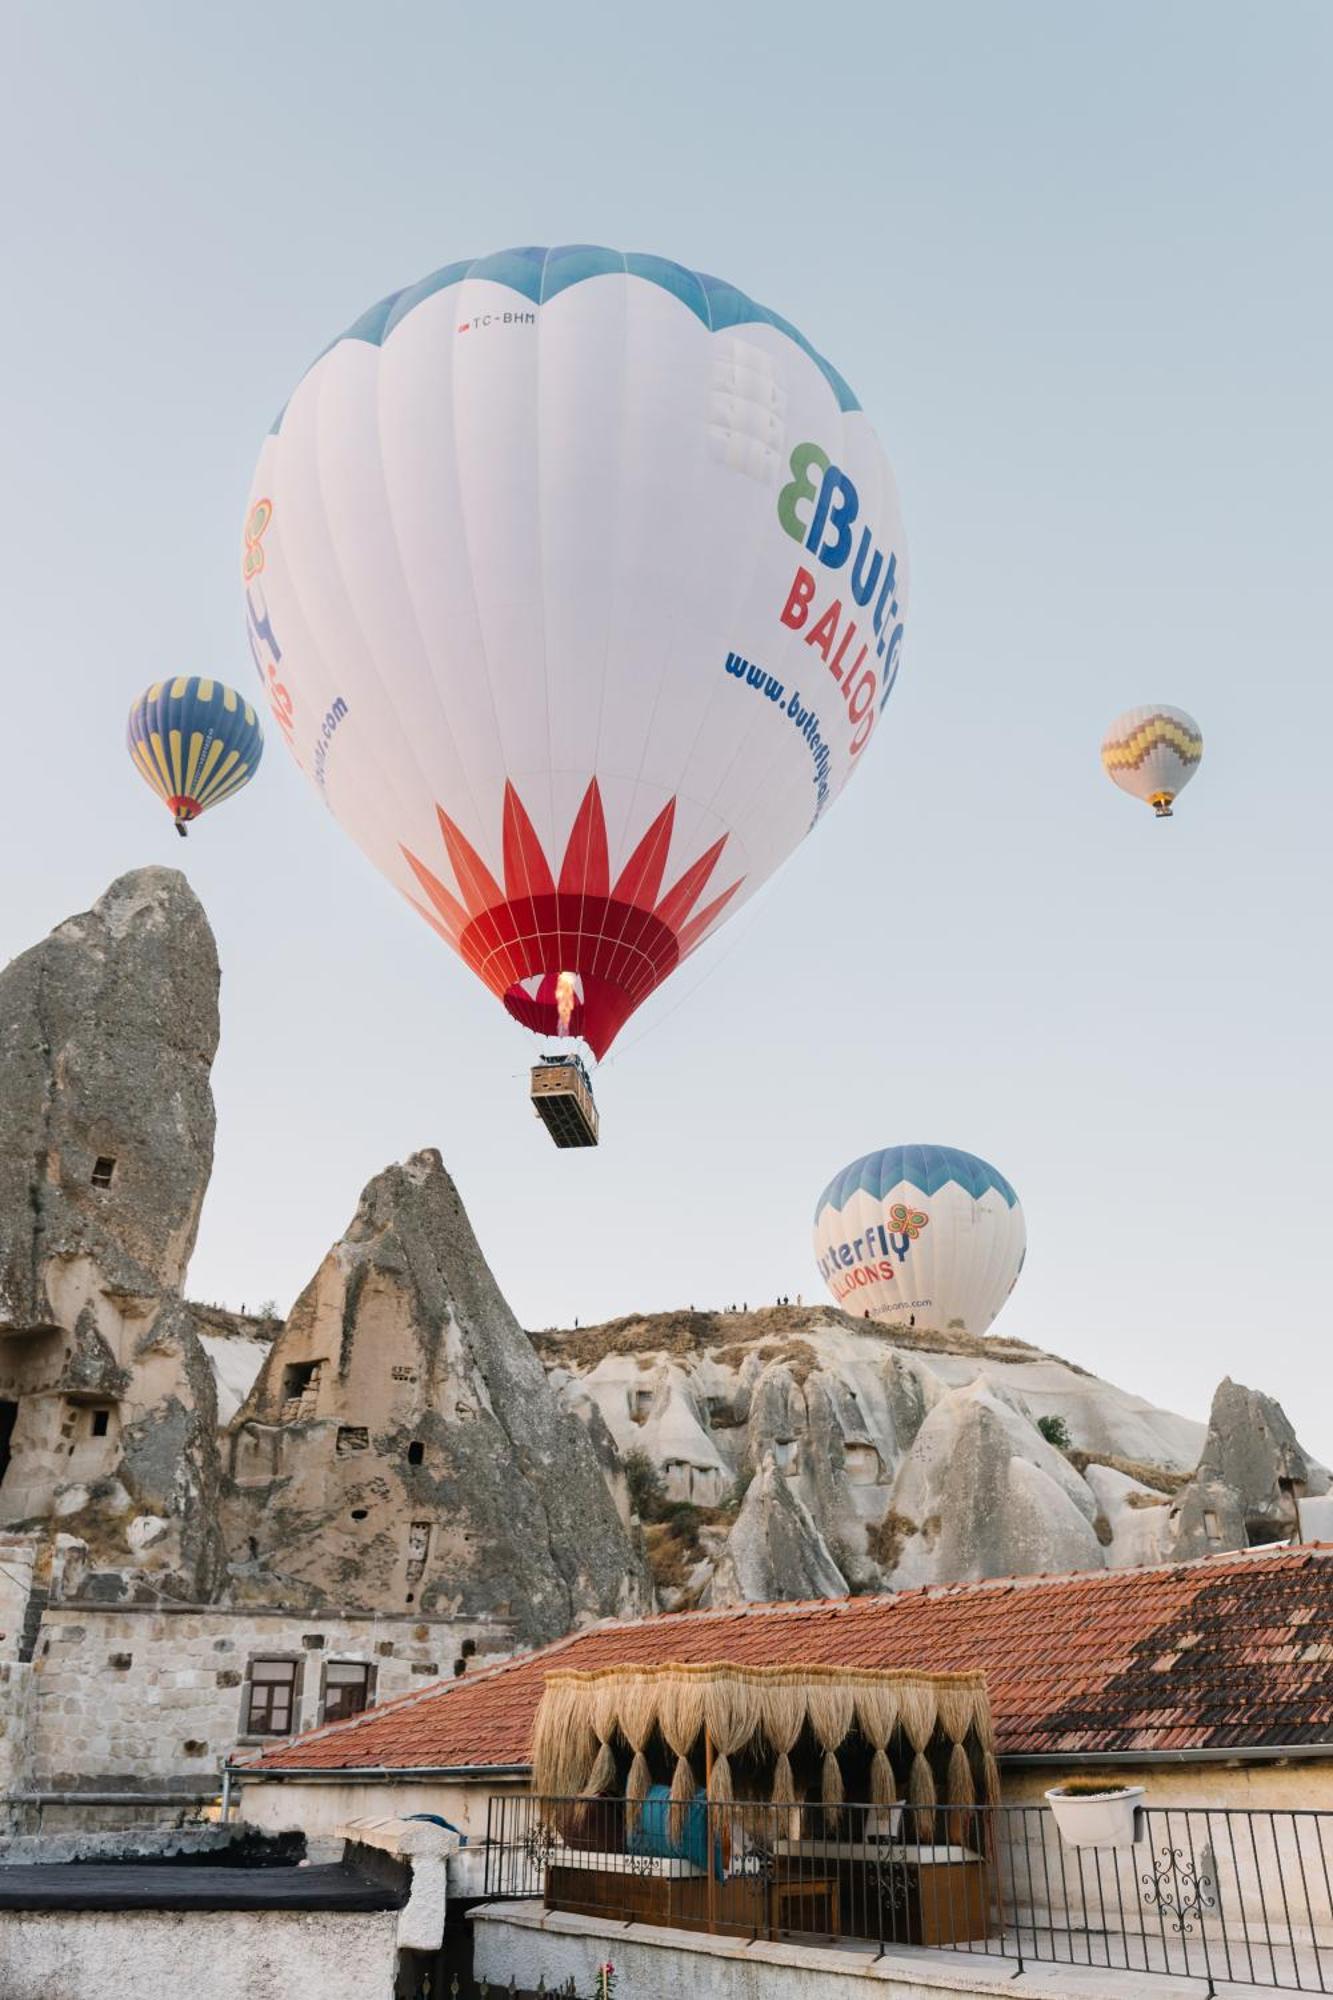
left=0, top=871, right=224, bottom=1598
left=225, top=1149, right=652, bottom=1644
left=537, top=1310, right=1329, bottom=1607
left=1165, top=1377, right=1330, bottom=1561
left=1, top=869, right=1328, bottom=1638
left=703, top=1456, right=848, bottom=1607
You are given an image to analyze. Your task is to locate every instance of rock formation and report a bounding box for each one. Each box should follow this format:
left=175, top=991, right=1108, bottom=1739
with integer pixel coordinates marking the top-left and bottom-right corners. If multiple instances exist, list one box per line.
left=225, top=1150, right=651, bottom=1644
left=0, top=870, right=224, bottom=1599
left=0, top=870, right=650, bottom=1640
left=1166, top=1378, right=1330, bottom=1560
left=0, top=869, right=1326, bottom=1638
left=704, top=1458, right=847, bottom=1607
left=538, top=1309, right=1329, bottom=1607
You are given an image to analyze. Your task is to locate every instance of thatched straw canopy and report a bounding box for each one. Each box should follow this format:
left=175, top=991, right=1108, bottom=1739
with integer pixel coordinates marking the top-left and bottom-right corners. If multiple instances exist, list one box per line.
left=531, top=1661, right=994, bottom=1813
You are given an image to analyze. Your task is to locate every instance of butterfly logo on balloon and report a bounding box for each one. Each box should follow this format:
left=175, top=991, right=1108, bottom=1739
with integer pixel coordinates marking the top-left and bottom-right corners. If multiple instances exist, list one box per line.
left=887, top=1203, right=930, bottom=1240
left=243, top=499, right=273, bottom=581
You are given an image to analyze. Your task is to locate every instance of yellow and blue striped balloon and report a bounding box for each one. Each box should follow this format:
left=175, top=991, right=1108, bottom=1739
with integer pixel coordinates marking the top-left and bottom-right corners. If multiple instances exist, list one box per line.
left=127, top=677, right=264, bottom=836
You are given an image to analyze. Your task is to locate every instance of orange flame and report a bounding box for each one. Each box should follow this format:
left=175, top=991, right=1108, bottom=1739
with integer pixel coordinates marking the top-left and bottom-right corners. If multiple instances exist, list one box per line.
left=555, top=971, right=578, bottom=1037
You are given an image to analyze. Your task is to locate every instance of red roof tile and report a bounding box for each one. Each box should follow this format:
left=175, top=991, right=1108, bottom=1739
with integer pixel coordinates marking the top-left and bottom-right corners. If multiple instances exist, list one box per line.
left=238, top=1546, right=1333, bottom=1774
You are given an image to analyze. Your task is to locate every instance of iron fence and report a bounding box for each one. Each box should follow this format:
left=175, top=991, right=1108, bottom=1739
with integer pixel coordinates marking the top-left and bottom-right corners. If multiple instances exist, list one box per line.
left=483, top=1792, right=1333, bottom=1994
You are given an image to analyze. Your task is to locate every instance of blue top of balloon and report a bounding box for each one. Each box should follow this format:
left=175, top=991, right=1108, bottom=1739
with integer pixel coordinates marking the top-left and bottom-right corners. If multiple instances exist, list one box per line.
left=275, top=244, right=861, bottom=432
left=815, top=1145, right=1020, bottom=1221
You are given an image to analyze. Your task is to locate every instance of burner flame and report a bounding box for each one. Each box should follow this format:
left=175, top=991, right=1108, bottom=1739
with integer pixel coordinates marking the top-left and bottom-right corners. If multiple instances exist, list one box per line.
left=555, top=971, right=578, bottom=1038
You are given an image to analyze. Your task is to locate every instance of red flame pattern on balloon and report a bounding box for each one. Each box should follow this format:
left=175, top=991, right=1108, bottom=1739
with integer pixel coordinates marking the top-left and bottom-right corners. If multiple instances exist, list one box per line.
left=401, top=779, right=744, bottom=1058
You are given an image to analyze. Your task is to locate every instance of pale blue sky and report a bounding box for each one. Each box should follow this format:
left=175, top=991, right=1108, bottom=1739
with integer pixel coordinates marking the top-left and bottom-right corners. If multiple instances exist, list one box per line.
left=1, top=3, right=1329, bottom=1451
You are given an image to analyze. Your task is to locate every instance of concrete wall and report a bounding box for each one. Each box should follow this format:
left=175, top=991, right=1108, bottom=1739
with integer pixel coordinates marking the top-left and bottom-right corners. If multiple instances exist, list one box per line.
left=0, top=1906, right=398, bottom=2000
left=472, top=1901, right=1195, bottom=2000
left=1003, top=1759, right=1333, bottom=1812
left=30, top=1601, right=509, bottom=1787
left=1001, top=1760, right=1333, bottom=1949
left=239, top=1771, right=528, bottom=1845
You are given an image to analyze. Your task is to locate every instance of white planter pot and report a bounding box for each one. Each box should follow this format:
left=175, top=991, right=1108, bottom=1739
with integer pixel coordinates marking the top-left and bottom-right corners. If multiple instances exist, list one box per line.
left=1045, top=1785, right=1145, bottom=1850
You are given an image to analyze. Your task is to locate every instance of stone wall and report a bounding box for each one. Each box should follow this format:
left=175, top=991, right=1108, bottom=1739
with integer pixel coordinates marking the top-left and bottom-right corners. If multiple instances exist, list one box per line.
left=0, top=1906, right=398, bottom=2000
left=20, top=1600, right=514, bottom=1807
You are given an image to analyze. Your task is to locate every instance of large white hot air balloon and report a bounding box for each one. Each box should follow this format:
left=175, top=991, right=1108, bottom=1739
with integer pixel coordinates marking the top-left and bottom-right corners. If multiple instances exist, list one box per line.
left=813, top=1144, right=1026, bottom=1336
left=1101, top=705, right=1202, bottom=818
left=243, top=246, right=908, bottom=1063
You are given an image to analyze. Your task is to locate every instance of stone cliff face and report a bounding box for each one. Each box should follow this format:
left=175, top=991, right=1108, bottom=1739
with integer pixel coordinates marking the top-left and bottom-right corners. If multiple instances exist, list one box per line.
left=0, top=870, right=224, bottom=1599
left=1165, top=1378, right=1326, bottom=1561
left=0, top=872, right=650, bottom=1640
left=538, top=1310, right=1330, bottom=1607
left=224, top=1150, right=652, bottom=1644
left=1, top=870, right=1326, bottom=1635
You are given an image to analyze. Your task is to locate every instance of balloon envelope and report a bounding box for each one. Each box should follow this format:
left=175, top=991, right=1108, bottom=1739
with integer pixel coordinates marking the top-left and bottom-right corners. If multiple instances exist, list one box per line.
left=243, top=246, right=909, bottom=1056
left=1101, top=705, right=1202, bottom=816
left=813, top=1144, right=1026, bottom=1335
left=127, top=677, right=263, bottom=830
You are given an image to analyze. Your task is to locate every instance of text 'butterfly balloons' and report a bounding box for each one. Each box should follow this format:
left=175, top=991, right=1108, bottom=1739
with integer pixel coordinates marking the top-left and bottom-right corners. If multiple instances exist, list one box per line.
left=814, top=1144, right=1026, bottom=1336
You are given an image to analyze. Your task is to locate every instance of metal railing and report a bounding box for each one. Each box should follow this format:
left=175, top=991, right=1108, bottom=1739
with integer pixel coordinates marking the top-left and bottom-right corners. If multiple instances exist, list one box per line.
left=483, top=1794, right=1333, bottom=1994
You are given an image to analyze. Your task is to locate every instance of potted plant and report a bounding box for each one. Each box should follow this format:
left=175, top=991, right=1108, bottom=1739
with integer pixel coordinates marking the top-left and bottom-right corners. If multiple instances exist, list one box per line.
left=1045, top=1775, right=1145, bottom=1849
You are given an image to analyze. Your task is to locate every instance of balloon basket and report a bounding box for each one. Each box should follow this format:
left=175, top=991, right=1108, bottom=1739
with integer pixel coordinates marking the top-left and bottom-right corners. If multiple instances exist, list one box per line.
left=531, top=1054, right=600, bottom=1148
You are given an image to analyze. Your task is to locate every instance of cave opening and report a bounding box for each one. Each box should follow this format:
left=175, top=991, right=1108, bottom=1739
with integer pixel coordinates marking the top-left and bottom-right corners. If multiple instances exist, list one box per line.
left=0, top=1401, right=17, bottom=1490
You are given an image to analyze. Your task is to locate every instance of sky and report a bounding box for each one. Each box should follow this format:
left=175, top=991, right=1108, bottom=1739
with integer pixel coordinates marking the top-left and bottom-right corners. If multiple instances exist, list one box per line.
left=1, top=2, right=1329, bottom=1453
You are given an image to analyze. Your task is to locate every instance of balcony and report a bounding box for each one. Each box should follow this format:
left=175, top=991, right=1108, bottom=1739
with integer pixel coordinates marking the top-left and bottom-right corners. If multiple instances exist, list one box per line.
left=476, top=1795, right=1333, bottom=1997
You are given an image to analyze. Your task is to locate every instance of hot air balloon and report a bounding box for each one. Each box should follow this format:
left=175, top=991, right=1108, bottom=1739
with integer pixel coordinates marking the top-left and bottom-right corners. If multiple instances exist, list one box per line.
left=1101, top=705, right=1202, bottom=818
left=813, top=1144, right=1026, bottom=1336
left=242, top=245, right=909, bottom=1094
left=127, top=677, right=264, bottom=835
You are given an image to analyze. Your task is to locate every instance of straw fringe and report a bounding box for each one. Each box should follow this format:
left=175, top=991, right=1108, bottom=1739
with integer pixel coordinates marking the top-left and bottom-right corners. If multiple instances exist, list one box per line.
left=530, top=1663, right=992, bottom=1814
left=897, top=1679, right=939, bottom=1753
left=869, top=1746, right=897, bottom=1809
left=908, top=1750, right=937, bottom=1842
left=938, top=1684, right=978, bottom=1745
left=531, top=1676, right=595, bottom=1799
left=592, top=1679, right=621, bottom=1747
left=617, top=1676, right=657, bottom=1755
left=771, top=1752, right=797, bottom=1807
left=627, top=1752, right=652, bottom=1807
left=700, top=1670, right=751, bottom=1806
left=669, top=1751, right=696, bottom=1843
left=760, top=1678, right=806, bottom=1759
left=709, top=1753, right=734, bottom=1806
left=854, top=1679, right=899, bottom=1749
left=625, top=1750, right=651, bottom=1834
left=659, top=1671, right=706, bottom=1761
left=704, top=1670, right=759, bottom=1756
left=947, top=1740, right=976, bottom=1808
left=806, top=1680, right=854, bottom=1752
left=981, top=1748, right=1002, bottom=1805
left=821, top=1746, right=845, bottom=1823
left=585, top=1739, right=617, bottom=1797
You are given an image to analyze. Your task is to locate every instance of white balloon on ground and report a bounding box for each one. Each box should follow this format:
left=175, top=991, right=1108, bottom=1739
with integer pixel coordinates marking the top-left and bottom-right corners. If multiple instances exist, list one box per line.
left=813, top=1144, right=1026, bottom=1336
left=243, top=245, right=910, bottom=1059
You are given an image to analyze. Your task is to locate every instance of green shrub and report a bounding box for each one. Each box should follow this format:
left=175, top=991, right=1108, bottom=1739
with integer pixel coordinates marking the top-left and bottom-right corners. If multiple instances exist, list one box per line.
left=623, top=1448, right=666, bottom=1522
left=1037, top=1413, right=1072, bottom=1451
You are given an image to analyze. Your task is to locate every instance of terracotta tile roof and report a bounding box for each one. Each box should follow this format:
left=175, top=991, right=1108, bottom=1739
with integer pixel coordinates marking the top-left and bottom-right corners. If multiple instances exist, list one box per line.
left=238, top=1545, right=1333, bottom=1775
